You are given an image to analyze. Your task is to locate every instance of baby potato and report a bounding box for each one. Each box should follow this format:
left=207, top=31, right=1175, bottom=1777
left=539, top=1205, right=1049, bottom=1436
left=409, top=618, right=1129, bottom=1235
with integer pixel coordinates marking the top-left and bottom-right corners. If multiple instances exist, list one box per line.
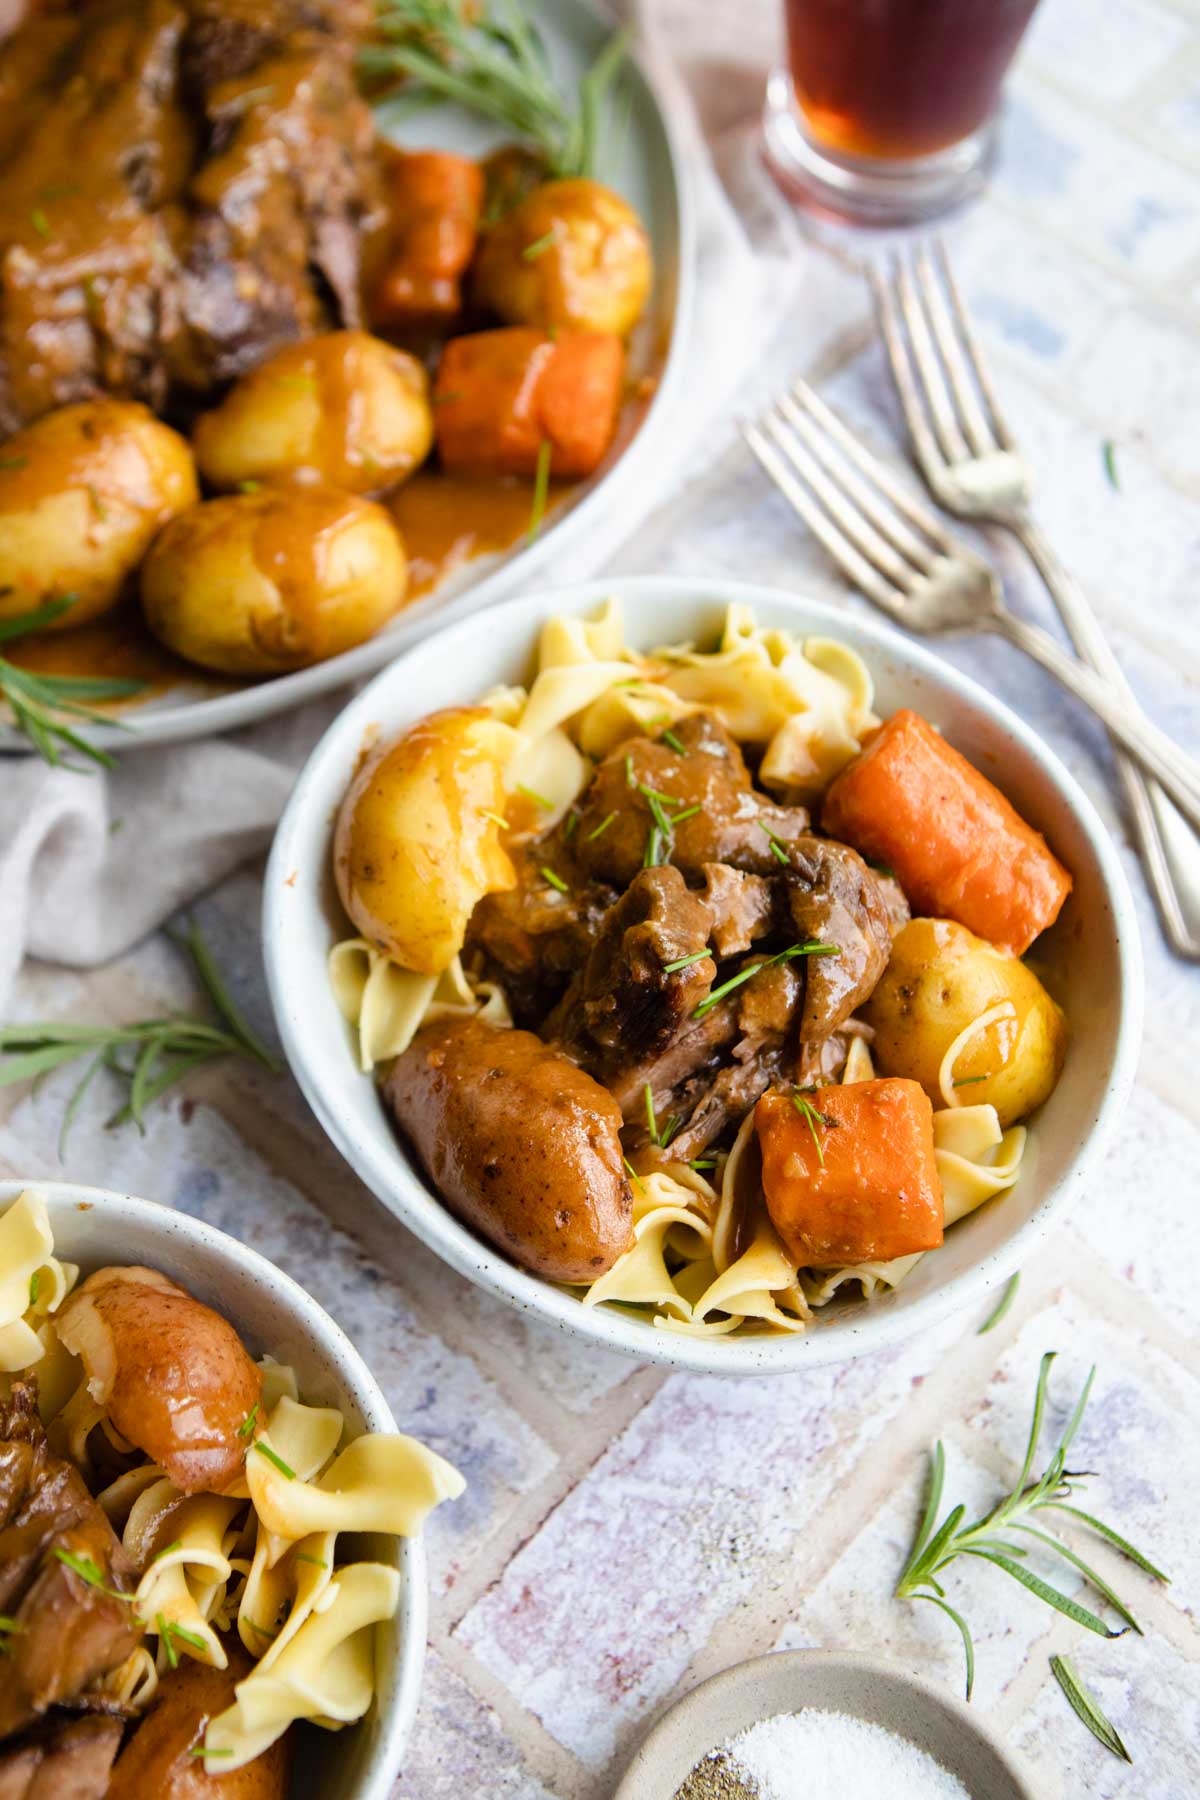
left=141, top=484, right=407, bottom=676
left=862, top=917, right=1067, bottom=1127
left=335, top=706, right=518, bottom=975
left=472, top=177, right=653, bottom=336
left=192, top=330, right=434, bottom=494
left=0, top=399, right=198, bottom=630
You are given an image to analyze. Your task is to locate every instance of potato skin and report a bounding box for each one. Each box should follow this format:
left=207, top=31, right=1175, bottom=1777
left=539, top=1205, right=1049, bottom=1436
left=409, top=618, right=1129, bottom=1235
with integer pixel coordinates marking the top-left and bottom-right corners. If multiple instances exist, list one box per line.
left=862, top=917, right=1067, bottom=1127
left=107, top=1646, right=289, bottom=1799
left=141, top=484, right=408, bottom=676
left=334, top=706, right=515, bottom=974
left=0, top=399, right=198, bottom=629
left=385, top=1015, right=634, bottom=1282
left=473, top=177, right=652, bottom=336
left=192, top=330, right=434, bottom=494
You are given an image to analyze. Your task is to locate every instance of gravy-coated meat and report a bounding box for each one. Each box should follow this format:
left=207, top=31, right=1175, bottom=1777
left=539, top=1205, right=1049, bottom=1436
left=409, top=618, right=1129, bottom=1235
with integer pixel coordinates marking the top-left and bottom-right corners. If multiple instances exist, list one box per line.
left=386, top=1015, right=633, bottom=1283
left=107, top=1646, right=289, bottom=1799
left=0, top=1716, right=123, bottom=1800
left=573, top=713, right=810, bottom=886
left=784, top=837, right=893, bottom=1040
left=0, top=1383, right=142, bottom=1739
left=465, top=839, right=616, bottom=1026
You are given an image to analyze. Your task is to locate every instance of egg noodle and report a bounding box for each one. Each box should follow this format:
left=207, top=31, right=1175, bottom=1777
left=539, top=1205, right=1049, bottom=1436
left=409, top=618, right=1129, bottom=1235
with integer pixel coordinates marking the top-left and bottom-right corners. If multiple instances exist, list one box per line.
left=327, top=600, right=1031, bottom=1337
left=0, top=1188, right=465, bottom=1773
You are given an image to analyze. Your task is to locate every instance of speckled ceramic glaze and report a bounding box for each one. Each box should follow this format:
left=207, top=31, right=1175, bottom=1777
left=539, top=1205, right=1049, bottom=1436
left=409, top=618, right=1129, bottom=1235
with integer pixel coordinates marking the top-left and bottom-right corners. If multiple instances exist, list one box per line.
left=613, top=1650, right=1039, bottom=1799
left=0, top=1178, right=425, bottom=1800
left=263, top=576, right=1142, bottom=1375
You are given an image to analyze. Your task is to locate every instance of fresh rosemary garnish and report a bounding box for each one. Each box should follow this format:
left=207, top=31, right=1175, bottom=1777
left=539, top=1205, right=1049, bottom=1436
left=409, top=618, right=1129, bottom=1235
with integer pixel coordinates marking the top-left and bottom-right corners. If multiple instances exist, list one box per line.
left=692, top=942, right=839, bottom=1020
left=586, top=812, right=615, bottom=841
left=253, top=1442, right=297, bottom=1480
left=522, top=228, right=557, bottom=260
left=237, top=1403, right=259, bottom=1440
left=661, top=949, right=710, bottom=974
left=0, top=918, right=279, bottom=1149
left=642, top=823, right=666, bottom=868
left=1050, top=1653, right=1131, bottom=1763
left=661, top=728, right=686, bottom=755
left=688, top=1157, right=716, bottom=1171
left=540, top=866, right=569, bottom=894
left=189, top=1747, right=234, bottom=1759
left=563, top=810, right=578, bottom=841
left=517, top=783, right=552, bottom=808
left=953, top=1074, right=989, bottom=1088
left=527, top=439, right=552, bottom=541
left=54, top=1547, right=135, bottom=1602
left=643, top=1082, right=660, bottom=1145
left=0, top=455, right=27, bottom=470
left=28, top=1270, right=39, bottom=1307
left=364, top=0, right=628, bottom=181
left=896, top=1352, right=1169, bottom=1699
left=791, top=1088, right=838, bottom=1168
left=292, top=1552, right=329, bottom=1570
left=0, top=598, right=147, bottom=769
left=1101, top=440, right=1119, bottom=491
left=30, top=208, right=51, bottom=239
left=977, top=1272, right=1020, bottom=1335
left=761, top=823, right=790, bottom=866
left=621, top=1155, right=644, bottom=1192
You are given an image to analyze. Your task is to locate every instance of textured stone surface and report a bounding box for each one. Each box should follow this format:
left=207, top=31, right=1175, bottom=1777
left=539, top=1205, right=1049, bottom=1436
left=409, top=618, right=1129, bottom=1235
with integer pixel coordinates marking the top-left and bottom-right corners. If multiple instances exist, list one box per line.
left=3, top=0, right=1200, bottom=1795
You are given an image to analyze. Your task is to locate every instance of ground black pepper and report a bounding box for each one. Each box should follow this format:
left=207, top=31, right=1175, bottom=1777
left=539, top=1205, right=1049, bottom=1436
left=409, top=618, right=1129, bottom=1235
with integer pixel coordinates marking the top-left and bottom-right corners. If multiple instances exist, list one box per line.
left=672, top=1748, right=761, bottom=1800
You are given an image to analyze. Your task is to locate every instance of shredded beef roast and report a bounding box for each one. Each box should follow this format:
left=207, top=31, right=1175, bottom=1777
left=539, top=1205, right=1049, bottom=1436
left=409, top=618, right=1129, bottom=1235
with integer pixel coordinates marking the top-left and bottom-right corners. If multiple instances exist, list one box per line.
left=465, top=838, right=617, bottom=1026
left=0, top=1716, right=122, bottom=1800
left=784, top=837, right=894, bottom=1040
left=0, top=1382, right=142, bottom=1740
left=0, top=0, right=381, bottom=434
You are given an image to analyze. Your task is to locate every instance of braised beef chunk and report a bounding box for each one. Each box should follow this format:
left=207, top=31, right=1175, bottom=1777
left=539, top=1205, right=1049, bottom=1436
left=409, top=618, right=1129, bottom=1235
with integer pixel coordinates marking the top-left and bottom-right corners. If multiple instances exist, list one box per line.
left=784, top=837, right=893, bottom=1040
left=573, top=713, right=811, bottom=887
left=465, top=839, right=616, bottom=1026
left=544, top=866, right=715, bottom=1058
left=0, top=1716, right=122, bottom=1800
left=0, top=0, right=381, bottom=433
left=0, top=1382, right=142, bottom=1739
left=662, top=961, right=803, bottom=1161
left=694, top=862, right=777, bottom=956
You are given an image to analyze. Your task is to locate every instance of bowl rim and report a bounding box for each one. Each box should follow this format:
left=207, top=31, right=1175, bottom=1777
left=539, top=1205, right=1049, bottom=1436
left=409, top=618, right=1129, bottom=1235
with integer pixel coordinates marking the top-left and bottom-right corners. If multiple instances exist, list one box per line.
left=262, top=572, right=1144, bottom=1377
left=0, top=1177, right=426, bottom=1800
left=610, top=1648, right=1039, bottom=1799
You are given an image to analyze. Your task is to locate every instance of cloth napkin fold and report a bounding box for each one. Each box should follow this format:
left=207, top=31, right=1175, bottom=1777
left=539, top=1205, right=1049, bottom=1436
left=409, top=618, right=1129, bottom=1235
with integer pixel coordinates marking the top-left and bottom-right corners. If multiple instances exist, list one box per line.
left=0, top=18, right=766, bottom=1012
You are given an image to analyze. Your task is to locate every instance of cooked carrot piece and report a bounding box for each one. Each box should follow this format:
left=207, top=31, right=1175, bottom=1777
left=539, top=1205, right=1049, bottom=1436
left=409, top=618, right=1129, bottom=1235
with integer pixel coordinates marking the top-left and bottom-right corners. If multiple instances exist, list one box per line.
left=821, top=708, right=1072, bottom=955
left=371, top=150, right=484, bottom=330
left=433, top=327, right=624, bottom=480
left=756, top=1080, right=943, bottom=1267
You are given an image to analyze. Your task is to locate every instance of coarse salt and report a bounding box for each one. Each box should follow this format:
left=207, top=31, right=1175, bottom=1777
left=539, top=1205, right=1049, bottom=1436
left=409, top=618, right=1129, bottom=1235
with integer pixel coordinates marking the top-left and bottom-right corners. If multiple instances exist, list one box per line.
left=722, top=1707, right=972, bottom=1800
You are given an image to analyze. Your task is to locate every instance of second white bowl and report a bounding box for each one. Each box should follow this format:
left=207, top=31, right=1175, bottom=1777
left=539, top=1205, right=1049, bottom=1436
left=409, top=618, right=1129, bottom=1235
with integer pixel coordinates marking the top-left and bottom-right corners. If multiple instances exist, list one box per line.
left=263, top=576, right=1142, bottom=1376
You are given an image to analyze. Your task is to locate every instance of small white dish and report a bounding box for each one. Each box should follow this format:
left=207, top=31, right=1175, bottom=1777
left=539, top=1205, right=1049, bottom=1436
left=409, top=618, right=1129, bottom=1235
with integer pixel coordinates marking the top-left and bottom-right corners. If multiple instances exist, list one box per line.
left=613, top=1649, right=1038, bottom=1799
left=0, top=1178, right=424, bottom=1800
left=263, top=575, right=1143, bottom=1376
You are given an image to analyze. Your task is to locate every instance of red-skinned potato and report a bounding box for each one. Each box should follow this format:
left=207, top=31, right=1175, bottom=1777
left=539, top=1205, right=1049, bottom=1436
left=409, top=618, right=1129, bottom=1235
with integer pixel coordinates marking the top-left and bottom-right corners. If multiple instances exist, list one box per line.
left=55, top=1268, right=262, bottom=1494
left=107, top=1647, right=289, bottom=1800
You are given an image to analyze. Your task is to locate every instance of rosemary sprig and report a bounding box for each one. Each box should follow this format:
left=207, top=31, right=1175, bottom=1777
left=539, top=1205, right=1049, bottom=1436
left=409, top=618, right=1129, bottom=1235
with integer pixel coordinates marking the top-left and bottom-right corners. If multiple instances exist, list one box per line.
left=661, top=949, right=710, bottom=975
left=643, top=1082, right=660, bottom=1145
left=540, top=865, right=569, bottom=894
left=253, top=1441, right=296, bottom=1480
left=364, top=0, right=628, bottom=180
left=0, top=919, right=279, bottom=1149
left=1050, top=1654, right=1131, bottom=1763
left=586, top=812, right=615, bottom=842
left=54, top=1547, right=136, bottom=1603
left=978, top=1272, right=1020, bottom=1335
left=761, top=822, right=790, bottom=866
left=896, top=1353, right=1168, bottom=1699
left=157, top=1613, right=208, bottom=1668
left=661, top=728, right=686, bottom=755
left=0, top=599, right=147, bottom=769
left=791, top=1088, right=838, bottom=1168
left=692, top=942, right=839, bottom=1020
left=1101, top=440, right=1120, bottom=491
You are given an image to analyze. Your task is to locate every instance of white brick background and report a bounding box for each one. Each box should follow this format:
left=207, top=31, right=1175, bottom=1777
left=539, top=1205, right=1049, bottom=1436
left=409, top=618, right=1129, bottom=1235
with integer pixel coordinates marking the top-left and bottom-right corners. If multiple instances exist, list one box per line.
left=4, top=0, right=1200, bottom=1792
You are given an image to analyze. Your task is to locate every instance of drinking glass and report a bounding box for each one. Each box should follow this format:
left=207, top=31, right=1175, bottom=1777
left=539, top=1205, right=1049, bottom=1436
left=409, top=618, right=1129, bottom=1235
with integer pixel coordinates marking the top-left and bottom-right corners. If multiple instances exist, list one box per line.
left=763, top=0, right=1042, bottom=225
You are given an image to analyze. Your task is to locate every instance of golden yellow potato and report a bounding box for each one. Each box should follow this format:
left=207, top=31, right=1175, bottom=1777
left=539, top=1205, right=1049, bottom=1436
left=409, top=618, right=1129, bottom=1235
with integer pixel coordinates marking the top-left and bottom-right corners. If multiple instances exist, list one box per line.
left=473, top=177, right=653, bottom=336
left=141, top=484, right=407, bottom=677
left=862, top=917, right=1067, bottom=1127
left=192, top=330, right=434, bottom=494
left=335, top=706, right=517, bottom=975
left=0, top=400, right=198, bottom=630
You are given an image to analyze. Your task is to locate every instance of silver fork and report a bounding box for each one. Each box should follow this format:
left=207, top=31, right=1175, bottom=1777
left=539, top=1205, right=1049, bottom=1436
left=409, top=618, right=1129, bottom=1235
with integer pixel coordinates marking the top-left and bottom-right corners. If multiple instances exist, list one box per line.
left=743, top=381, right=1200, bottom=836
left=872, top=241, right=1200, bottom=959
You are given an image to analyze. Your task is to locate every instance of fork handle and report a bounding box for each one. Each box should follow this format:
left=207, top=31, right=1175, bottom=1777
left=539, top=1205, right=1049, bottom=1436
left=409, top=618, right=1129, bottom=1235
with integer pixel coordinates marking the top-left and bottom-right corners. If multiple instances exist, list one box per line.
left=1012, top=516, right=1200, bottom=960
left=990, top=608, right=1200, bottom=837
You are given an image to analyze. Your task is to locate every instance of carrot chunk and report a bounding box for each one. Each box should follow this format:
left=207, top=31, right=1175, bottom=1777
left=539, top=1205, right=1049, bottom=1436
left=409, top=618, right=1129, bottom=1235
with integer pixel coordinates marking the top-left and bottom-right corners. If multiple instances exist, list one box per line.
left=821, top=708, right=1072, bottom=955
left=756, top=1079, right=943, bottom=1267
left=433, top=327, right=624, bottom=479
left=371, top=150, right=484, bottom=330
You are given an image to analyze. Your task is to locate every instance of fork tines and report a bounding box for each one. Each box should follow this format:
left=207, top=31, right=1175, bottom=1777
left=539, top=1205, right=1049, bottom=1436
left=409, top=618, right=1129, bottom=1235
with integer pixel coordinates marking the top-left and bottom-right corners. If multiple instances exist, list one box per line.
left=871, top=240, right=1015, bottom=478
left=744, top=379, right=954, bottom=618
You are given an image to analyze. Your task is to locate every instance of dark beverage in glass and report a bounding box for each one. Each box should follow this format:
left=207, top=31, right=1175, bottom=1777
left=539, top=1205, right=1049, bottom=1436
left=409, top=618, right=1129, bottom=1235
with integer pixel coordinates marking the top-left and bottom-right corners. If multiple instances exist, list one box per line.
left=763, top=0, right=1042, bottom=223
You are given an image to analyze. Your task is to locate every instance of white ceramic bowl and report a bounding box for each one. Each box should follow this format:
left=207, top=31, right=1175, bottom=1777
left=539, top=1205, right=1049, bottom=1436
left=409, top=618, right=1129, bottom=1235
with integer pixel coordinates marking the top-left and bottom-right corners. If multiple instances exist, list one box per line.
left=0, top=1178, right=424, bottom=1800
left=263, top=576, right=1143, bottom=1376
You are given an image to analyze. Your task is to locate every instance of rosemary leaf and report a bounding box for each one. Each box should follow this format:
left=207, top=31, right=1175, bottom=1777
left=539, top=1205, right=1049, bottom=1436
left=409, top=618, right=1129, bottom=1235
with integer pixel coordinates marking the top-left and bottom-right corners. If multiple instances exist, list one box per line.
left=0, top=597, right=147, bottom=767
left=1050, top=1654, right=1131, bottom=1763
left=977, top=1272, right=1020, bottom=1334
